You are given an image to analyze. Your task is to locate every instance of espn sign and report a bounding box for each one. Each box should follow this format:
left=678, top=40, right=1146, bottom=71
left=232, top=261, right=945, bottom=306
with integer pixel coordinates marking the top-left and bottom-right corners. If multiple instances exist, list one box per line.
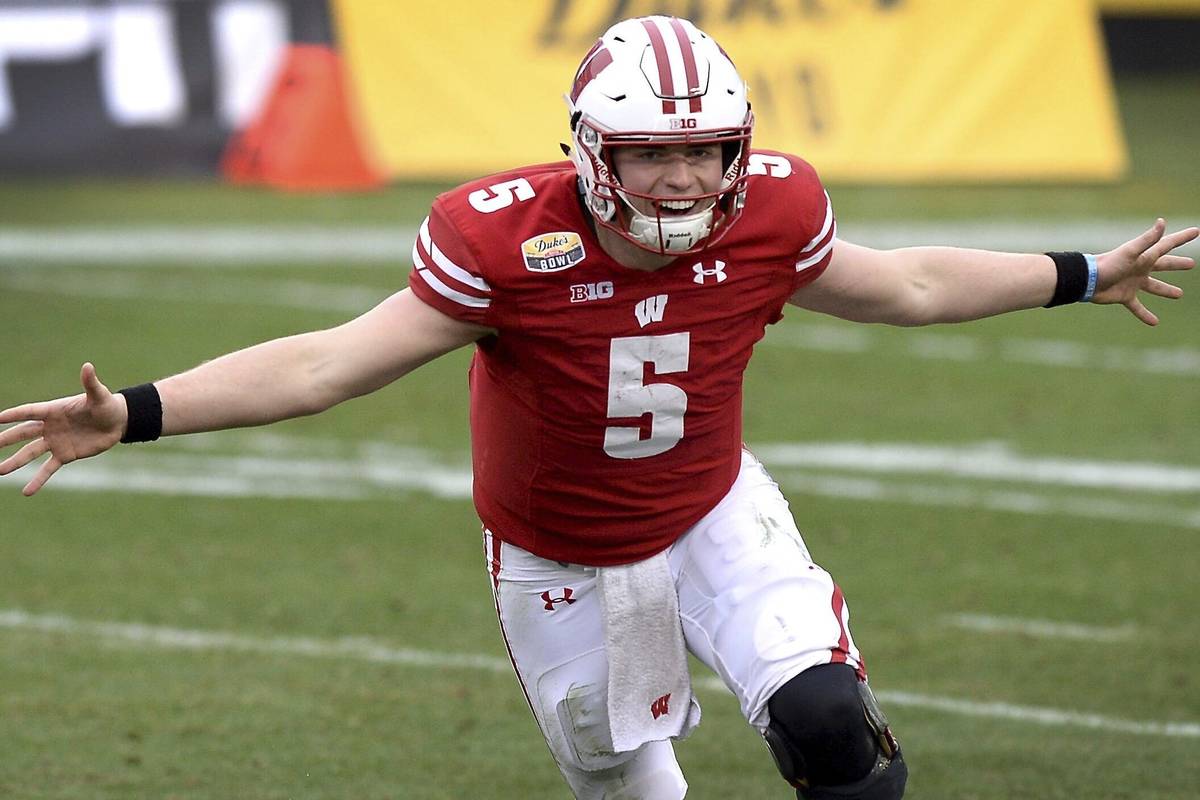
left=0, top=0, right=291, bottom=174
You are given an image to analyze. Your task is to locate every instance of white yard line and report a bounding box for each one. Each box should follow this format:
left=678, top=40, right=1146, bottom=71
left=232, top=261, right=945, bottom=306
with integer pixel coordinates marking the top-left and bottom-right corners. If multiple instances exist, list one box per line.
left=755, top=441, right=1200, bottom=493
left=0, top=269, right=388, bottom=314
left=765, top=323, right=1200, bottom=378
left=0, top=227, right=413, bottom=265
left=777, top=472, right=1200, bottom=530
left=0, top=608, right=1195, bottom=739
left=877, top=691, right=1200, bottom=739
left=836, top=220, right=1200, bottom=255
left=3, top=440, right=1199, bottom=528
left=0, top=220, right=1194, bottom=265
left=943, top=613, right=1136, bottom=643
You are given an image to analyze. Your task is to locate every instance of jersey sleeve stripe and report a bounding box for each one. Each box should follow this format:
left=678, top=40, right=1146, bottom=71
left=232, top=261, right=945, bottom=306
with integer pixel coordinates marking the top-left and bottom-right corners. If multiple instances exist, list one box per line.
left=419, top=216, right=492, bottom=292
left=412, top=239, right=492, bottom=307
left=799, top=192, right=834, bottom=254
left=795, top=222, right=836, bottom=272
left=412, top=240, right=491, bottom=308
left=414, top=261, right=492, bottom=308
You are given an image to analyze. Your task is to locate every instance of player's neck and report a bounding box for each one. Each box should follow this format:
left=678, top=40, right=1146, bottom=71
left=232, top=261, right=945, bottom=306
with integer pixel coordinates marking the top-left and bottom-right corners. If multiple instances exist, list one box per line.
left=595, top=224, right=676, bottom=272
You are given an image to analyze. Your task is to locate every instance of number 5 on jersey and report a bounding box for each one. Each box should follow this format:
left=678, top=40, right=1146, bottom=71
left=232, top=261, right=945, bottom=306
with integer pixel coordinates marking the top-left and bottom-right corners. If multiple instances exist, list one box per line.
left=603, top=333, right=690, bottom=459
left=468, top=178, right=535, bottom=213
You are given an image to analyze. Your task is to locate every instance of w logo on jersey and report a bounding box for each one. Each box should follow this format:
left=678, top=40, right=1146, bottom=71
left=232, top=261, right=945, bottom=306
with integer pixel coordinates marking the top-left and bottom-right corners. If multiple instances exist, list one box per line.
left=692, top=260, right=727, bottom=285
left=635, top=294, right=669, bottom=328
left=650, top=693, right=671, bottom=719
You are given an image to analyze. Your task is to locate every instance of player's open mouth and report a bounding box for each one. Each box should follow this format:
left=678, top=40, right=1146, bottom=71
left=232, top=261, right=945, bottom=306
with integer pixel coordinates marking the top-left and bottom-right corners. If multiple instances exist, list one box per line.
left=657, top=199, right=698, bottom=216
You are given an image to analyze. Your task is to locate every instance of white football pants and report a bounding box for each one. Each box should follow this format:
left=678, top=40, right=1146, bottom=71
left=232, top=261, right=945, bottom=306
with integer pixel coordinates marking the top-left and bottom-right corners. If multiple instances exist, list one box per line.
left=484, top=450, right=866, bottom=799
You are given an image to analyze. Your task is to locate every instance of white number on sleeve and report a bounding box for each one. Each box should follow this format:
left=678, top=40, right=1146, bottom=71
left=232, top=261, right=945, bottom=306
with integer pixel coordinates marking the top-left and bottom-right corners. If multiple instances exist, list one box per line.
left=603, top=333, right=690, bottom=459
left=747, top=153, right=792, bottom=178
left=467, top=178, right=535, bottom=213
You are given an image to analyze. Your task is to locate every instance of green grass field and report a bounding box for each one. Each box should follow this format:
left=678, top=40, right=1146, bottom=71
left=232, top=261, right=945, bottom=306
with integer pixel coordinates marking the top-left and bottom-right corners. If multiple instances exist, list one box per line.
left=0, top=74, right=1198, bottom=799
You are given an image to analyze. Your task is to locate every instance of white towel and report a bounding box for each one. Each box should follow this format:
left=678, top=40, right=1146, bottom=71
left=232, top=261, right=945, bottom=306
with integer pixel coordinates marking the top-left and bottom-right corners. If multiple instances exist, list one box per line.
left=597, top=550, right=701, bottom=753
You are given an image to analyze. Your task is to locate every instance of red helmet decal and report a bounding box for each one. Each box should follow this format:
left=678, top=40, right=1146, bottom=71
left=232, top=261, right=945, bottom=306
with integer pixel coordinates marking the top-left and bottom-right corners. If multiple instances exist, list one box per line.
left=570, top=40, right=614, bottom=104
left=640, top=18, right=677, bottom=113
left=667, top=17, right=703, bottom=113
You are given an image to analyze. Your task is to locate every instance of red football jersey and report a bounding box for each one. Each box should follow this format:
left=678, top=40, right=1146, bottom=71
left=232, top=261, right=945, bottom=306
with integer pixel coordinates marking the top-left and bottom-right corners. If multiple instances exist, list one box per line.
left=408, top=150, right=835, bottom=565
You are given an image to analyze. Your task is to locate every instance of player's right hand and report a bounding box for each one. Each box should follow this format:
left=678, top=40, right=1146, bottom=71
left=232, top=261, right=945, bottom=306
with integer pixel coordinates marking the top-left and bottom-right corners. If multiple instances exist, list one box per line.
left=0, top=363, right=127, bottom=496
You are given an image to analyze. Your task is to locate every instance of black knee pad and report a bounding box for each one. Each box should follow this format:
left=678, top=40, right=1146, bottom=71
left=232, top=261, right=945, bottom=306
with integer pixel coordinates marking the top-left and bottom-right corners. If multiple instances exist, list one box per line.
left=763, top=663, right=906, bottom=799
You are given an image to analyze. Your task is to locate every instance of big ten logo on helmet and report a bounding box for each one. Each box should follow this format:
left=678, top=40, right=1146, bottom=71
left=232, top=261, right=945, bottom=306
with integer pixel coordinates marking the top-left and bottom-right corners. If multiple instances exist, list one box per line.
left=570, top=281, right=614, bottom=303
left=669, top=118, right=698, bottom=129
left=522, top=231, right=587, bottom=273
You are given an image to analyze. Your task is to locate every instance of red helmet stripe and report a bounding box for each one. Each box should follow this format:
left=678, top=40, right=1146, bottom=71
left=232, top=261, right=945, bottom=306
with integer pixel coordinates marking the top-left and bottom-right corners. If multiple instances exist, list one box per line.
left=570, top=40, right=614, bottom=104
left=640, top=18, right=676, bottom=114
left=667, top=18, right=703, bottom=113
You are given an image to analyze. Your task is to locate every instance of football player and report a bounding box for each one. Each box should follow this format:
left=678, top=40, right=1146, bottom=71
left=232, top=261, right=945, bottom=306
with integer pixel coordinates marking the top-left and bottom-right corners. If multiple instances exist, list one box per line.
left=1, top=16, right=1195, bottom=800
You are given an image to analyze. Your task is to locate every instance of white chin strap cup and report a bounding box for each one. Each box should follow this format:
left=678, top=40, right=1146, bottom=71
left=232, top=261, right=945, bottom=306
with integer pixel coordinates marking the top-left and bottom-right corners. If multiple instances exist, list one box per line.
left=626, top=206, right=715, bottom=253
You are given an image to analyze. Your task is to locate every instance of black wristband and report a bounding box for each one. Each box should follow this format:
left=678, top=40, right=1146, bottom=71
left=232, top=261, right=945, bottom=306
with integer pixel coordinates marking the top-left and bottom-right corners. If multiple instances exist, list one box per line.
left=1043, top=251, right=1089, bottom=307
left=117, top=383, right=163, bottom=443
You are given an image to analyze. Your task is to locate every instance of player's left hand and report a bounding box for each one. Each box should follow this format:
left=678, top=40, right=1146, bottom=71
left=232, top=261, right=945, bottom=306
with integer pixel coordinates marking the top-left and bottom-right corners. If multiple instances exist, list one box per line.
left=1093, top=219, right=1197, bottom=325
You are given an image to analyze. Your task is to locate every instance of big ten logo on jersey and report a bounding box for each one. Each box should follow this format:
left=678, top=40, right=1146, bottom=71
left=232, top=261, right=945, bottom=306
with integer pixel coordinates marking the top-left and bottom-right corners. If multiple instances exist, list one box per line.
left=570, top=281, right=614, bottom=303
left=522, top=231, right=587, bottom=273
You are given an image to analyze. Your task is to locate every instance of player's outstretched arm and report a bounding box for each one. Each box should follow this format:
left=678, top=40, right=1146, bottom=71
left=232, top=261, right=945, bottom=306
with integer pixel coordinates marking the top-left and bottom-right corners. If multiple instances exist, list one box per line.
left=0, top=289, right=491, bottom=496
left=790, top=220, right=1197, bottom=326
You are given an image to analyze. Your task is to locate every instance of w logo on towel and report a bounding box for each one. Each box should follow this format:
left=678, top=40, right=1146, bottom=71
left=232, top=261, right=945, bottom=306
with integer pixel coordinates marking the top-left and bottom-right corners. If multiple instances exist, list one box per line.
left=650, top=693, right=671, bottom=719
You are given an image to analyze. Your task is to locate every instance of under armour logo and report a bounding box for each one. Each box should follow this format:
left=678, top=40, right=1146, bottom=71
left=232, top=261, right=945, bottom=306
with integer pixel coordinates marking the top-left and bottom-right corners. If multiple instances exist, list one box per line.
left=635, top=294, right=668, bottom=328
left=692, top=260, right=727, bottom=285
left=540, top=588, right=577, bottom=611
left=650, top=693, right=671, bottom=719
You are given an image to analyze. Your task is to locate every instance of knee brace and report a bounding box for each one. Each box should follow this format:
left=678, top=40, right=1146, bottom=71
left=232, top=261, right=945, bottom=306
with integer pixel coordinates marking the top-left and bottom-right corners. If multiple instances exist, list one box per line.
left=762, top=663, right=907, bottom=799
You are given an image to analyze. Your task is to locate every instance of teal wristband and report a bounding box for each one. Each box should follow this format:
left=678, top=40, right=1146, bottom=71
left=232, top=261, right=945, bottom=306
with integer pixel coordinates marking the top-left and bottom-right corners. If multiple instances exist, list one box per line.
left=1081, top=254, right=1099, bottom=302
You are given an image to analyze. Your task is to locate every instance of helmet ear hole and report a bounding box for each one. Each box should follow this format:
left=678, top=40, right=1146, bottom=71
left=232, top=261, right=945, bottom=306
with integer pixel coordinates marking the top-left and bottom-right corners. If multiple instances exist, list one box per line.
left=720, top=140, right=741, bottom=172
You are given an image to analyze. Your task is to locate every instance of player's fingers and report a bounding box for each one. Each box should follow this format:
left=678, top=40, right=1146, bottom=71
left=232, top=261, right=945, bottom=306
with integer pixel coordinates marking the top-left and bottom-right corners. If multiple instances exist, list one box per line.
left=1149, top=254, right=1195, bottom=273
left=0, top=437, right=49, bottom=476
left=1126, top=297, right=1159, bottom=327
left=0, top=420, right=44, bottom=449
left=0, top=400, right=53, bottom=425
left=1121, top=218, right=1165, bottom=258
left=1144, top=226, right=1200, bottom=263
left=23, top=455, right=62, bottom=497
left=1142, top=277, right=1184, bottom=300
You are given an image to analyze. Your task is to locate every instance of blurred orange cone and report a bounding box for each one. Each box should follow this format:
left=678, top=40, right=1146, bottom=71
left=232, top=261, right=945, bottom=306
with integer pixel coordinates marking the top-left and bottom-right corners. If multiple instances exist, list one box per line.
left=221, top=44, right=385, bottom=191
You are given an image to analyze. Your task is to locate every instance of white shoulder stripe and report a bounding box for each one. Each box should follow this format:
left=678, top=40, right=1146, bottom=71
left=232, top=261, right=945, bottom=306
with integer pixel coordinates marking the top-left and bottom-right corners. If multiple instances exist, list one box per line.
left=419, top=217, right=491, bottom=292
left=412, top=241, right=491, bottom=305
left=800, top=192, right=834, bottom=254
left=416, top=267, right=491, bottom=308
left=796, top=222, right=836, bottom=272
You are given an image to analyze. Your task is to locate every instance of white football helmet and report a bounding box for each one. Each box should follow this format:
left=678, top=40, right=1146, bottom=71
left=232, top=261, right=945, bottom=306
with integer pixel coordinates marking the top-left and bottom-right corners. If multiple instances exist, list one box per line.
left=565, top=16, right=753, bottom=255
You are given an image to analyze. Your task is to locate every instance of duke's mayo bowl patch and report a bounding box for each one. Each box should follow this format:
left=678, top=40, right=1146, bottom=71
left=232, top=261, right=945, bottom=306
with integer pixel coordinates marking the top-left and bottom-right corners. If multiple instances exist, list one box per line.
left=522, top=232, right=586, bottom=272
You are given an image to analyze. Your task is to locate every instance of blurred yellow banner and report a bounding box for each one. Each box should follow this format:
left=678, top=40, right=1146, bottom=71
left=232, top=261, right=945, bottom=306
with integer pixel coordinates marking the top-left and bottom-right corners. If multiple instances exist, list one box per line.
left=332, top=0, right=1127, bottom=183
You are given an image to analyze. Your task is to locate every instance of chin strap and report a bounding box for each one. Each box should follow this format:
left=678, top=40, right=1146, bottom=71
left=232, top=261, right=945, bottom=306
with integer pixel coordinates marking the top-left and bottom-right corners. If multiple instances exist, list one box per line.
left=625, top=204, right=715, bottom=253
